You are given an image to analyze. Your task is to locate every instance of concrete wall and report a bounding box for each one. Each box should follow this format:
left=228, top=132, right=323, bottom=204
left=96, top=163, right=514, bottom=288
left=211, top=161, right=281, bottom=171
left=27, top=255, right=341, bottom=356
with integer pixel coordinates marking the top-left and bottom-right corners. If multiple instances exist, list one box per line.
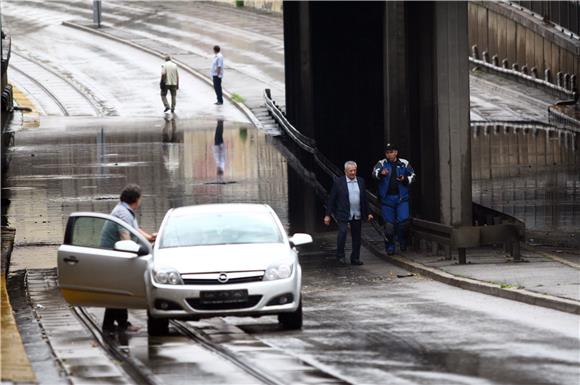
left=284, top=1, right=471, bottom=226
left=469, top=1, right=580, bottom=82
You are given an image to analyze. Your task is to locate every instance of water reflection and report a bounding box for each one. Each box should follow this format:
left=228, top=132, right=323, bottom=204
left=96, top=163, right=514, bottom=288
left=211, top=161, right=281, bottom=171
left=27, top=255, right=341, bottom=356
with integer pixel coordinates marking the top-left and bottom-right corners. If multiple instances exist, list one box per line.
left=4, top=118, right=288, bottom=244
left=471, top=123, right=580, bottom=232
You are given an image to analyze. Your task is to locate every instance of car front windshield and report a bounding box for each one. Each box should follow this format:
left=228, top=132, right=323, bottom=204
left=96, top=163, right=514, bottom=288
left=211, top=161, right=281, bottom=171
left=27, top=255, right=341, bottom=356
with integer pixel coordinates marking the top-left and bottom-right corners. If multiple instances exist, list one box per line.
left=159, top=211, right=283, bottom=248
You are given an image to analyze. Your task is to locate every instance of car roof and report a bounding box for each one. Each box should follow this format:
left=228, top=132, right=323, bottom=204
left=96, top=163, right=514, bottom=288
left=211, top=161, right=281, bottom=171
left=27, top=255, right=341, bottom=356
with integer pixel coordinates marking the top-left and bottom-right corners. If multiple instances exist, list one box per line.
left=169, top=203, right=274, bottom=216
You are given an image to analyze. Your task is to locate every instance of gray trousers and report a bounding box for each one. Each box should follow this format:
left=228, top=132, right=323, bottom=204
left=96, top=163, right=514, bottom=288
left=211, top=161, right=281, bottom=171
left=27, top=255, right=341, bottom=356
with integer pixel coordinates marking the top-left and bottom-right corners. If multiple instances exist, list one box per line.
left=161, top=85, right=177, bottom=110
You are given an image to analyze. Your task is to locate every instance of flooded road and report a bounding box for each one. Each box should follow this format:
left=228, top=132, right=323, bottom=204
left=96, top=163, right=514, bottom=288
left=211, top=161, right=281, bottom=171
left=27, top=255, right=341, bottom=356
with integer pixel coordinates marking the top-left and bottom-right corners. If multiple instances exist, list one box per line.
left=3, top=117, right=287, bottom=245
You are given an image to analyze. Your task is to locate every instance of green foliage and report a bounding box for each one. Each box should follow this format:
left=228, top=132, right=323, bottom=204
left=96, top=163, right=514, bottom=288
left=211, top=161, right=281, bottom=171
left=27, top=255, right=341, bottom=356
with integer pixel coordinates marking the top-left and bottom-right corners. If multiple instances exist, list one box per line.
left=231, top=93, right=245, bottom=103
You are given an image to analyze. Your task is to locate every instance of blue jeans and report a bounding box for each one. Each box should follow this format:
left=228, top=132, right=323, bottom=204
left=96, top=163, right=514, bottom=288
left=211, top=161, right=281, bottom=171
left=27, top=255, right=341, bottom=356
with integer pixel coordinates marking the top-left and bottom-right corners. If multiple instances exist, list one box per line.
left=381, top=195, right=410, bottom=252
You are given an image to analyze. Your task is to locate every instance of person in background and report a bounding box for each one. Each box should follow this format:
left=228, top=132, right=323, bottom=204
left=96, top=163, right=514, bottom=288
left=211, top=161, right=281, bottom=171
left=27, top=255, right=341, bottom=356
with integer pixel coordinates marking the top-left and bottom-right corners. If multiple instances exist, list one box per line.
left=324, top=161, right=373, bottom=266
left=211, top=45, right=224, bottom=105
left=160, top=55, right=179, bottom=113
left=372, top=143, right=416, bottom=255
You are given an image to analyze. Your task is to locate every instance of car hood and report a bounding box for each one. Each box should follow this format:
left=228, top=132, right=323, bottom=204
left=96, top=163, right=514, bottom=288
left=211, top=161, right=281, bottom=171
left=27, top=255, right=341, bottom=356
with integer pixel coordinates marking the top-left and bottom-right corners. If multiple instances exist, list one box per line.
left=153, top=243, right=294, bottom=273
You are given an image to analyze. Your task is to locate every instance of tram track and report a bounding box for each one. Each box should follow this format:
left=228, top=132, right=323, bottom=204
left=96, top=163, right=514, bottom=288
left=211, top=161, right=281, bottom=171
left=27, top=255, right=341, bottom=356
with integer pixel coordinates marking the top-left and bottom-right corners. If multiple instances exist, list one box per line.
left=170, top=320, right=286, bottom=385
left=72, top=306, right=161, bottom=385
left=9, top=51, right=104, bottom=116
left=72, top=305, right=350, bottom=385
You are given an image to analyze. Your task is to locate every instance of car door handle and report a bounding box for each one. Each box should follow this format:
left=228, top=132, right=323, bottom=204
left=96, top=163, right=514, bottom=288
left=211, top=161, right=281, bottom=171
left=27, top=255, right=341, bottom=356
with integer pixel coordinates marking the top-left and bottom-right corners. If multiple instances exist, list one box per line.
left=63, top=256, right=79, bottom=265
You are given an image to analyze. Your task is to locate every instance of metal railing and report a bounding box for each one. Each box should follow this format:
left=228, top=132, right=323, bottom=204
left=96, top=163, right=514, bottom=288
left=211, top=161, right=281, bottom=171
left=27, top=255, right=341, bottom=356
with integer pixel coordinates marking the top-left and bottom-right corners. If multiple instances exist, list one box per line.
left=469, top=55, right=576, bottom=98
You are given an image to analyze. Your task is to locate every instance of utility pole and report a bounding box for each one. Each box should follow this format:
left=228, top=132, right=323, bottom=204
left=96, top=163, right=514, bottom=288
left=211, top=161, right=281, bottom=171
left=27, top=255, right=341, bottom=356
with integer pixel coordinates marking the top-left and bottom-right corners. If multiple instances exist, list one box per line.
left=93, top=0, right=102, bottom=28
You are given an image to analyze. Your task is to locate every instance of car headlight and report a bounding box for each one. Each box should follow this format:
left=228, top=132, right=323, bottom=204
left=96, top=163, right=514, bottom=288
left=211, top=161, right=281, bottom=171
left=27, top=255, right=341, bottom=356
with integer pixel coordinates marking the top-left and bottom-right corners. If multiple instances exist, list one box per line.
left=264, top=264, right=293, bottom=281
left=153, top=267, right=183, bottom=285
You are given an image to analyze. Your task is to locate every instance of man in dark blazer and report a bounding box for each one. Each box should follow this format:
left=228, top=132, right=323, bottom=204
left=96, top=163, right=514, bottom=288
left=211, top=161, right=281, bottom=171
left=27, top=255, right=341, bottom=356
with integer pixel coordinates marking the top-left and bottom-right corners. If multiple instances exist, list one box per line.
left=324, top=161, right=373, bottom=265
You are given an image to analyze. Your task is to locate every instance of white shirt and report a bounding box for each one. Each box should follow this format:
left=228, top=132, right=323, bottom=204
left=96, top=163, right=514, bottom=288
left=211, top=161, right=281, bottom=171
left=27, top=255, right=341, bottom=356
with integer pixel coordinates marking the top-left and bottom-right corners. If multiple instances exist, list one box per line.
left=161, top=61, right=179, bottom=86
left=346, top=177, right=361, bottom=220
left=211, top=53, right=224, bottom=78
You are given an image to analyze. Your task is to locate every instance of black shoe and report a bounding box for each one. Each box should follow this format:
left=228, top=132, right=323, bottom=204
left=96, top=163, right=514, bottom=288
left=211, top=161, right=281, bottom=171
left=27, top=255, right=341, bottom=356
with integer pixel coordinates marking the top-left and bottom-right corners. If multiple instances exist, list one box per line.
left=336, top=258, right=347, bottom=265
left=214, top=102, right=223, bottom=105
left=351, top=260, right=364, bottom=266
left=387, top=250, right=395, bottom=256
left=164, top=107, right=170, bottom=112
left=170, top=108, right=175, bottom=113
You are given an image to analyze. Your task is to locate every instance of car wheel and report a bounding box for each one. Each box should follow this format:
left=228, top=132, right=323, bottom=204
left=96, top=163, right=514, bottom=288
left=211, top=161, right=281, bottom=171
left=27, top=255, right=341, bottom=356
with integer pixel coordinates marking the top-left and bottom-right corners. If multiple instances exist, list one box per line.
left=147, top=312, right=169, bottom=336
left=278, top=300, right=302, bottom=330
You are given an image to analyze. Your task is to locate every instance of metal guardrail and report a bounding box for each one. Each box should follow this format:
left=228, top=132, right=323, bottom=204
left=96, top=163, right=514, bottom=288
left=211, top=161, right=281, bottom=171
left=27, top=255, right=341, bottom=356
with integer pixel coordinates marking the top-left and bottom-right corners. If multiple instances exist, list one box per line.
left=264, top=90, right=526, bottom=264
left=468, top=55, right=576, bottom=98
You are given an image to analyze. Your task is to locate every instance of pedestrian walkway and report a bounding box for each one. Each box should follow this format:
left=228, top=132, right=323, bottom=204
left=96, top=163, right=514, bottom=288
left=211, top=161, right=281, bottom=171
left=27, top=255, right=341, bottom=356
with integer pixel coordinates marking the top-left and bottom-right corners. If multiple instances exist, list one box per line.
left=360, top=222, right=580, bottom=315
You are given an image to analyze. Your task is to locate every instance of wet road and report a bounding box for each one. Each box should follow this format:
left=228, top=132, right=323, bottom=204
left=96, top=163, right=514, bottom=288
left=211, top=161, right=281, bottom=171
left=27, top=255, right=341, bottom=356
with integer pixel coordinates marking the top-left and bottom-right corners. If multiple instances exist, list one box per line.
left=4, top=117, right=579, bottom=385
left=3, top=0, right=248, bottom=120
left=2, top=2, right=580, bottom=385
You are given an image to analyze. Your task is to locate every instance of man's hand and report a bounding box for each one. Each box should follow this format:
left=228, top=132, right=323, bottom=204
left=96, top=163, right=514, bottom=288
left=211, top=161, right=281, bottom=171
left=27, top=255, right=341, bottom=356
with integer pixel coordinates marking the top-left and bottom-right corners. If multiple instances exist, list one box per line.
left=323, top=216, right=331, bottom=226
left=380, top=168, right=388, bottom=176
left=367, top=214, right=374, bottom=222
left=149, top=232, right=157, bottom=242
left=397, top=175, right=406, bottom=182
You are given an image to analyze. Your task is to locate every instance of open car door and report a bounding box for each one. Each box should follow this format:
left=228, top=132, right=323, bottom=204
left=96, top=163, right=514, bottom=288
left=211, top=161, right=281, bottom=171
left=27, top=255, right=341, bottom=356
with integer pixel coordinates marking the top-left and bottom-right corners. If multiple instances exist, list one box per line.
left=57, top=212, right=151, bottom=309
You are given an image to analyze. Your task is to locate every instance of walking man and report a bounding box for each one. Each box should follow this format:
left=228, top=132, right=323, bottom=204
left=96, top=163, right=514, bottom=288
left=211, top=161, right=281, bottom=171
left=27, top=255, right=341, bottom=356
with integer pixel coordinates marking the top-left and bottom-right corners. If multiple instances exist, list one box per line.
left=101, top=184, right=157, bottom=332
left=372, top=143, right=416, bottom=255
left=161, top=55, right=179, bottom=113
left=211, top=45, right=224, bottom=105
left=324, top=161, right=373, bottom=265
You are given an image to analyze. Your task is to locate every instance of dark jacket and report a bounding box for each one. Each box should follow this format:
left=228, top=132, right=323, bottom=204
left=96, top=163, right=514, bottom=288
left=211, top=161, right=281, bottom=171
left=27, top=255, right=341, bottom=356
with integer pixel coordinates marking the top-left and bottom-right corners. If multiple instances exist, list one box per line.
left=325, top=176, right=369, bottom=222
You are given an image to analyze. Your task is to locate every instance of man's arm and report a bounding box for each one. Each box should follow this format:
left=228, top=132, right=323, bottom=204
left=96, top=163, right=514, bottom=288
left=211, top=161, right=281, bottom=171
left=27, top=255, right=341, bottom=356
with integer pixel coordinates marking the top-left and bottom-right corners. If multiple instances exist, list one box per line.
left=359, top=178, right=373, bottom=221
left=323, top=178, right=339, bottom=225
left=139, top=228, right=157, bottom=242
left=217, top=56, right=223, bottom=77
left=372, top=160, right=386, bottom=180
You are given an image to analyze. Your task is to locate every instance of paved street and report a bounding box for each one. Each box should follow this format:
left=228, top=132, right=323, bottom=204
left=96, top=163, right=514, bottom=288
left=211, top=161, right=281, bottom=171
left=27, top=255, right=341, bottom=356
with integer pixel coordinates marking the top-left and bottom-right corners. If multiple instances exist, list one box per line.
left=1, top=1, right=579, bottom=385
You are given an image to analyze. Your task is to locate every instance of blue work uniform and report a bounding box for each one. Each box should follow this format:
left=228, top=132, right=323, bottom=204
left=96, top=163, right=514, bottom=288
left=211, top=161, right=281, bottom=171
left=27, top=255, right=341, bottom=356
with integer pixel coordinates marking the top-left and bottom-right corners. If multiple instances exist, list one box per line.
left=372, top=157, right=416, bottom=253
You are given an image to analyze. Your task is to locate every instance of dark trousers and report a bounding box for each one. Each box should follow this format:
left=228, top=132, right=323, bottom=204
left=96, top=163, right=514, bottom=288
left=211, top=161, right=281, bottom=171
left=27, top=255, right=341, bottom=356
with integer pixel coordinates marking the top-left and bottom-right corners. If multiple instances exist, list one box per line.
left=103, top=308, right=128, bottom=331
left=161, top=85, right=177, bottom=110
left=213, top=76, right=223, bottom=104
left=336, top=219, right=362, bottom=262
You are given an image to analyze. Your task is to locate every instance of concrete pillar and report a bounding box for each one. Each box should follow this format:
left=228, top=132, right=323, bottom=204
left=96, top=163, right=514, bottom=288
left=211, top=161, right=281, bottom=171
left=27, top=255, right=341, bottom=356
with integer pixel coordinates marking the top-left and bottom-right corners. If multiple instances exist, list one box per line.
left=434, top=1, right=472, bottom=226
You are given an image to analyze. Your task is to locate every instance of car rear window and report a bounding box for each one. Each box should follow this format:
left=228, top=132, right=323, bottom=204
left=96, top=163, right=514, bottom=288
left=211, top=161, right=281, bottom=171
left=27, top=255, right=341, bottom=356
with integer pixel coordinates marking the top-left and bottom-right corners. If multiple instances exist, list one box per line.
left=159, top=211, right=283, bottom=248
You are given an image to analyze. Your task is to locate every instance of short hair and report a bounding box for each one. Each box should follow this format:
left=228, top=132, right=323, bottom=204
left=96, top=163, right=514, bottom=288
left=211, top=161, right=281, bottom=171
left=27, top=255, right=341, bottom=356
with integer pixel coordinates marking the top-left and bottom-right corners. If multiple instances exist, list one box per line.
left=120, top=184, right=142, bottom=204
left=344, top=160, right=357, bottom=170
left=213, top=45, right=221, bottom=53
left=164, top=55, right=171, bottom=61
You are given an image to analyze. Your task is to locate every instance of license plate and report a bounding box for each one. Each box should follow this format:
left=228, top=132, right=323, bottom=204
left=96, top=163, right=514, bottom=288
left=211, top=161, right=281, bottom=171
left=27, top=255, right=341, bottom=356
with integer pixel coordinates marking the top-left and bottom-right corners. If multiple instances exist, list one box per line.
left=200, top=290, right=248, bottom=304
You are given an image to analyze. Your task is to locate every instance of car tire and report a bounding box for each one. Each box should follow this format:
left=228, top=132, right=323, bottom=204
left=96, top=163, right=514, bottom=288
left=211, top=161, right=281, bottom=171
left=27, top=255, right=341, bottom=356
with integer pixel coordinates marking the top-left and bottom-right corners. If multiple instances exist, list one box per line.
left=278, top=300, right=302, bottom=330
left=147, top=312, right=169, bottom=336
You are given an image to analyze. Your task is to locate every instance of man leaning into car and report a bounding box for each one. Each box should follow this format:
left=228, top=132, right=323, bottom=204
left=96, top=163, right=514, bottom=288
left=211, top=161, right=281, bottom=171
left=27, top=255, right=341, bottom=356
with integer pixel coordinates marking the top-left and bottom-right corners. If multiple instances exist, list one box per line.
left=100, top=184, right=156, bottom=333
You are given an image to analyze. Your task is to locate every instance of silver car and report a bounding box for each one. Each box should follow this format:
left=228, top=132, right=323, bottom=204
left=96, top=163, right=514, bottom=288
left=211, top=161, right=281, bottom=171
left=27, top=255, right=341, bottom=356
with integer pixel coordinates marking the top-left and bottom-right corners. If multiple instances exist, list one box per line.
left=58, top=204, right=312, bottom=335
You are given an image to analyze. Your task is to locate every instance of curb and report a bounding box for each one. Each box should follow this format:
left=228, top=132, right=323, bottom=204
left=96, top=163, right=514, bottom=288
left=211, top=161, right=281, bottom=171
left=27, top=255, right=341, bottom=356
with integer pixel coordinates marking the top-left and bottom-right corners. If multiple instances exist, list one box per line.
left=61, top=21, right=263, bottom=130
left=361, top=235, right=580, bottom=315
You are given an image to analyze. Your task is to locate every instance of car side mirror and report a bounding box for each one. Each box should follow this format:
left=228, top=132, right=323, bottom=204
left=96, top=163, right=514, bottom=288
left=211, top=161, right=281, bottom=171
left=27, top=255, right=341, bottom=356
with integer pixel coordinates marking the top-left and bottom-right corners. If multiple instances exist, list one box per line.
left=289, top=233, right=313, bottom=248
left=114, top=240, right=149, bottom=256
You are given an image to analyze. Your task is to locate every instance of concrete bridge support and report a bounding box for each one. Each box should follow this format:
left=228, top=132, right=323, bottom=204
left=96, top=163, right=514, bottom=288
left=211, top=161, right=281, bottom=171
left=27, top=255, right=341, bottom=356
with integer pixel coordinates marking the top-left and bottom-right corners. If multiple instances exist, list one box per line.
left=283, top=1, right=471, bottom=227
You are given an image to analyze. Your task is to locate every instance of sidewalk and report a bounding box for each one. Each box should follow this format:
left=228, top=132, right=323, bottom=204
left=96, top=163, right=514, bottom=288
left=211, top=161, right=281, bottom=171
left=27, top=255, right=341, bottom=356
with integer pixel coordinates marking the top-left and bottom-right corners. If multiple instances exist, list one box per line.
left=360, top=223, right=580, bottom=315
